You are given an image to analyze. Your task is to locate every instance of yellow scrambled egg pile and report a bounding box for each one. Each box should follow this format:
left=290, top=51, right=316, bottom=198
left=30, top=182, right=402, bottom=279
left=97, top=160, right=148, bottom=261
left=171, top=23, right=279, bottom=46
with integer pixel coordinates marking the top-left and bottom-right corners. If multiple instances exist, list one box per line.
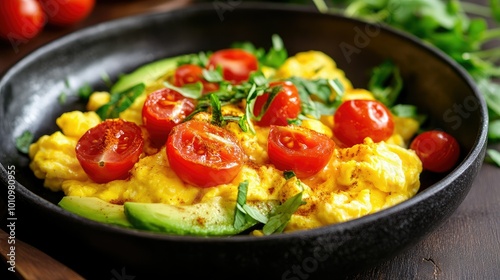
left=29, top=51, right=422, bottom=232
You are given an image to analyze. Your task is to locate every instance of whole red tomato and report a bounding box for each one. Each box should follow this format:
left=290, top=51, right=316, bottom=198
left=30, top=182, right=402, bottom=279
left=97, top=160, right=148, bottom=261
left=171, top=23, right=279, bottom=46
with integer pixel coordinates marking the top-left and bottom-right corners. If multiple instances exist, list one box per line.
left=40, top=0, right=95, bottom=26
left=410, top=130, right=460, bottom=173
left=0, top=0, right=46, bottom=40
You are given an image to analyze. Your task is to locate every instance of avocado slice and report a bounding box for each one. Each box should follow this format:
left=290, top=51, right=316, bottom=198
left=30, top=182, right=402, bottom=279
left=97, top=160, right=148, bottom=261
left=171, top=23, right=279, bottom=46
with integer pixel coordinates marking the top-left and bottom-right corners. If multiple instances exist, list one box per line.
left=110, top=55, right=186, bottom=94
left=124, top=197, right=277, bottom=236
left=58, top=196, right=133, bottom=228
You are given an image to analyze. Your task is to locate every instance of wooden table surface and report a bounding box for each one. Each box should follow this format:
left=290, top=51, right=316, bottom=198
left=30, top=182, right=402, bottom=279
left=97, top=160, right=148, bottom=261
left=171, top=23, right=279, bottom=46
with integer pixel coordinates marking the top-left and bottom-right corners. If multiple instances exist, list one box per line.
left=1, top=0, right=499, bottom=279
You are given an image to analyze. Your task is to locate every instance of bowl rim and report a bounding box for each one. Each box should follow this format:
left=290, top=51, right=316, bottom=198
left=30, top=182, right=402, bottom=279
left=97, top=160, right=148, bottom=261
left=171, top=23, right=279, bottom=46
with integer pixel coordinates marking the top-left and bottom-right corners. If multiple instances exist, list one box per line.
left=0, top=2, right=489, bottom=242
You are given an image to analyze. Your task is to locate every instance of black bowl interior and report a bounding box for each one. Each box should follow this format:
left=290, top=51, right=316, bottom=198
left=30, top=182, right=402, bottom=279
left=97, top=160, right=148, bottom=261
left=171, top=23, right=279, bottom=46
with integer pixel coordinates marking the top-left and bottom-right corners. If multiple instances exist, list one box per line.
left=0, top=2, right=488, bottom=279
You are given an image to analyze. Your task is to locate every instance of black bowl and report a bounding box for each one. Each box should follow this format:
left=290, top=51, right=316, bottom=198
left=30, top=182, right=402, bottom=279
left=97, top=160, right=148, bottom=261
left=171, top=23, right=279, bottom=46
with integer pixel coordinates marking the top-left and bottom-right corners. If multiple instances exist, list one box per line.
left=0, top=3, right=488, bottom=279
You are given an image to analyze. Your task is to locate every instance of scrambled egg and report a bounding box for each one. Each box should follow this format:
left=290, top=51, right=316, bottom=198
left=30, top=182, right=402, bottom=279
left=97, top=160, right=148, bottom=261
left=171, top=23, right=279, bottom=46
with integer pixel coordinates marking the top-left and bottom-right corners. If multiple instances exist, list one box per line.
left=29, top=51, right=422, bottom=233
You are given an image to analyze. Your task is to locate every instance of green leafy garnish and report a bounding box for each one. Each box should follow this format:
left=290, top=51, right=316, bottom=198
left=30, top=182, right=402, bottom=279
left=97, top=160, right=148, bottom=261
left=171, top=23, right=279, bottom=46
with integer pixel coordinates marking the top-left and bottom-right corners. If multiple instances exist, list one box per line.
left=234, top=181, right=250, bottom=230
left=164, top=81, right=203, bottom=100
left=232, top=34, right=288, bottom=68
left=288, top=77, right=344, bottom=118
left=15, top=130, right=34, bottom=154
left=58, top=92, right=67, bottom=104
left=96, top=83, right=146, bottom=120
left=368, top=60, right=403, bottom=107
left=176, top=52, right=210, bottom=67
left=78, top=83, right=93, bottom=100
left=263, top=191, right=306, bottom=235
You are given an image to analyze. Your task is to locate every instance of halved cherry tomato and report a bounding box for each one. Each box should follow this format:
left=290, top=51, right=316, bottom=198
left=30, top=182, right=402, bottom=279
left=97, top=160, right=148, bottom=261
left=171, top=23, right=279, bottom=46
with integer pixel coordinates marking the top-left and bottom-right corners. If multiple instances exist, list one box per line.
left=333, top=99, right=394, bottom=147
left=173, top=64, right=220, bottom=93
left=142, top=88, right=196, bottom=146
left=207, top=49, right=258, bottom=84
left=0, top=0, right=45, bottom=40
left=75, top=119, right=144, bottom=183
left=166, top=120, right=245, bottom=188
left=268, top=125, right=335, bottom=178
left=40, top=0, right=95, bottom=26
left=253, top=81, right=301, bottom=126
left=410, top=130, right=460, bottom=173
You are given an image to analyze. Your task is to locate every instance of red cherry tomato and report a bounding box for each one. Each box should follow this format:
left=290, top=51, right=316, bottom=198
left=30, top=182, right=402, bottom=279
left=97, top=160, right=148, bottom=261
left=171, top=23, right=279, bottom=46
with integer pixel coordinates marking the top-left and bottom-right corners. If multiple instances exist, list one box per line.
left=410, top=130, right=460, bottom=173
left=173, top=64, right=220, bottom=93
left=207, top=49, right=258, bottom=84
left=166, top=120, right=245, bottom=188
left=268, top=125, right=335, bottom=178
left=142, top=88, right=196, bottom=146
left=253, top=81, right=301, bottom=126
left=0, top=0, right=45, bottom=40
left=333, top=99, right=394, bottom=147
left=75, top=119, right=144, bottom=183
left=40, top=0, right=95, bottom=26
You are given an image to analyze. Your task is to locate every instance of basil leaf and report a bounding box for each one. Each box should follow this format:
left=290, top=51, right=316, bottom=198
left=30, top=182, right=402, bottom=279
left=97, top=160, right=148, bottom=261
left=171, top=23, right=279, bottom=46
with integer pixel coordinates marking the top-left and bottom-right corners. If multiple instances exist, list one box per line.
left=263, top=191, right=306, bottom=235
left=15, top=130, right=34, bottom=154
left=96, top=83, right=145, bottom=120
left=176, top=52, right=210, bottom=67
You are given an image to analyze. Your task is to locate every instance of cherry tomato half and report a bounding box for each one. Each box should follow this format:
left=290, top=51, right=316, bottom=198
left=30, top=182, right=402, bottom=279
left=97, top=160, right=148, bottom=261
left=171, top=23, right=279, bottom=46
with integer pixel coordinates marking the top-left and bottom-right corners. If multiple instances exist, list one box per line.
left=40, top=0, right=95, bottom=26
left=333, top=99, right=394, bottom=147
left=75, top=119, right=144, bottom=183
left=253, top=81, right=301, bottom=126
left=142, top=88, right=196, bottom=146
left=0, top=0, right=45, bottom=40
left=173, top=64, right=220, bottom=93
left=410, top=130, right=460, bottom=173
left=166, top=120, right=245, bottom=188
left=268, top=125, right=335, bottom=178
left=207, top=49, right=258, bottom=84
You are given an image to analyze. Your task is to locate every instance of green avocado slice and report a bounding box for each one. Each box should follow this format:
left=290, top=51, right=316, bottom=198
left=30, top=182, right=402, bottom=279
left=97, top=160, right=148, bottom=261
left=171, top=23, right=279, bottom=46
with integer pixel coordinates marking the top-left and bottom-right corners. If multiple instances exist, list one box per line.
left=110, top=55, right=187, bottom=94
left=58, top=196, right=133, bottom=228
left=124, top=197, right=277, bottom=236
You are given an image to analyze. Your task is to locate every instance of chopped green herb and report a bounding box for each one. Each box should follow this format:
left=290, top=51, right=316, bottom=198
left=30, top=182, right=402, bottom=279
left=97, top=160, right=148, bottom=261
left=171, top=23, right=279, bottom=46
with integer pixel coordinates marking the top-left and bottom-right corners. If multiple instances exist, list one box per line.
left=234, top=181, right=249, bottom=230
left=163, top=81, right=203, bottom=100
left=283, top=170, right=296, bottom=180
left=287, top=77, right=343, bottom=118
left=232, top=34, right=288, bottom=68
left=96, top=83, right=145, bottom=120
left=15, top=130, right=34, bottom=154
left=101, top=72, right=112, bottom=88
left=368, top=60, right=403, bottom=108
left=209, top=93, right=225, bottom=126
left=202, top=68, right=224, bottom=83
left=177, top=52, right=210, bottom=67
left=58, top=92, right=67, bottom=104
left=263, top=191, right=306, bottom=235
left=78, top=83, right=93, bottom=100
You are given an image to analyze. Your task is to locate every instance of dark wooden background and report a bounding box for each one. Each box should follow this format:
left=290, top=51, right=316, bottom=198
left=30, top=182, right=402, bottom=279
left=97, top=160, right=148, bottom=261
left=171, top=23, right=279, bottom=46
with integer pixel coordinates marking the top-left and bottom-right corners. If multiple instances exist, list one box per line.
left=1, top=0, right=499, bottom=279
